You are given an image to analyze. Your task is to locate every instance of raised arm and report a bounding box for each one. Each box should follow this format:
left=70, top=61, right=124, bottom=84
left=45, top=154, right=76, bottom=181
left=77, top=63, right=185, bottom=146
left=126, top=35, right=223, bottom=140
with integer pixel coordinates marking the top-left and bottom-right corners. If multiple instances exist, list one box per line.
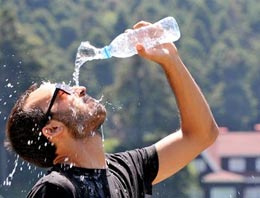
left=134, top=21, right=219, bottom=184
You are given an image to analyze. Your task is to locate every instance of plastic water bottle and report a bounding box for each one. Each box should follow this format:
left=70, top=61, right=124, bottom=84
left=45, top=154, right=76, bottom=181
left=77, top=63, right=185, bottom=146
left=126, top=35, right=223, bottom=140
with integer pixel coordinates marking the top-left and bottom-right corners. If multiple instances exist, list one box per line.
left=102, top=16, right=180, bottom=58
left=75, top=16, right=180, bottom=68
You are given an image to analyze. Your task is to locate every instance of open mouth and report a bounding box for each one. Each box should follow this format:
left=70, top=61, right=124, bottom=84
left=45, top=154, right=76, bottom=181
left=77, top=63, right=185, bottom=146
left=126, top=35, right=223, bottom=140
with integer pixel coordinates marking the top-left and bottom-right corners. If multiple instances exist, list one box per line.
left=82, top=95, right=102, bottom=104
left=83, top=93, right=104, bottom=104
left=82, top=95, right=93, bottom=103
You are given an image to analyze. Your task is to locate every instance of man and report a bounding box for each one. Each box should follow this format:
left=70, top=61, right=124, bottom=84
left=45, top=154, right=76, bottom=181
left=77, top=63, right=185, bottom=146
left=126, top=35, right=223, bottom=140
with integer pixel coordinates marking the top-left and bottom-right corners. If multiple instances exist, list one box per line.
left=5, top=20, right=219, bottom=197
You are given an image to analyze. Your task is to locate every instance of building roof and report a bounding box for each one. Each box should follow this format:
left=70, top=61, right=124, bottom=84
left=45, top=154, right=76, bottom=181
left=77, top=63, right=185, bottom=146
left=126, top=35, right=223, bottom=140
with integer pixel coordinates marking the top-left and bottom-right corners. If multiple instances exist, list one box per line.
left=202, top=171, right=245, bottom=183
left=203, top=128, right=260, bottom=168
left=202, top=171, right=260, bottom=184
left=214, top=131, right=260, bottom=156
left=200, top=127, right=260, bottom=184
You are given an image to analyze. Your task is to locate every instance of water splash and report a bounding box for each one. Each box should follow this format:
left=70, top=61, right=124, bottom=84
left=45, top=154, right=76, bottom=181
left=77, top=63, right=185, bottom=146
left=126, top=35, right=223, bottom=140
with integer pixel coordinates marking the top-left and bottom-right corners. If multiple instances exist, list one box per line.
left=3, top=155, right=19, bottom=186
left=73, top=41, right=106, bottom=86
left=104, top=101, right=123, bottom=112
left=100, top=125, right=104, bottom=142
left=72, top=64, right=81, bottom=87
left=96, top=95, right=104, bottom=103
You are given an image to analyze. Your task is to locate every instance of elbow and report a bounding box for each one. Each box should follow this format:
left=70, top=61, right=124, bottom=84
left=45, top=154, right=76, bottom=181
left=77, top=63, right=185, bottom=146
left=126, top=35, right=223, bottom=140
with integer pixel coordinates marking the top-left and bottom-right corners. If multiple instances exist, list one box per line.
left=189, top=120, right=219, bottom=150
left=183, top=119, right=219, bottom=149
left=203, top=121, right=219, bottom=148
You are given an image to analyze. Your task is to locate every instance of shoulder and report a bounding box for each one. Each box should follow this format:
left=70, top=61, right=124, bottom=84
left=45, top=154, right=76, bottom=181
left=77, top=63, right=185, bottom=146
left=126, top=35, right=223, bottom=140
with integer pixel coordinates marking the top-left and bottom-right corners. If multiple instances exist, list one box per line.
left=37, top=171, right=75, bottom=189
left=106, top=146, right=159, bottom=196
left=107, top=145, right=158, bottom=164
left=27, top=171, right=76, bottom=198
left=106, top=145, right=158, bottom=179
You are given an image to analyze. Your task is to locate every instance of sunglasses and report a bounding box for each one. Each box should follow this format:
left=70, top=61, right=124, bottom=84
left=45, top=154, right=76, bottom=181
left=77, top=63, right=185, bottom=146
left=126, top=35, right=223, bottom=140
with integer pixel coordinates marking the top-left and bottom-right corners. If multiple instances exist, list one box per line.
left=44, top=83, right=74, bottom=122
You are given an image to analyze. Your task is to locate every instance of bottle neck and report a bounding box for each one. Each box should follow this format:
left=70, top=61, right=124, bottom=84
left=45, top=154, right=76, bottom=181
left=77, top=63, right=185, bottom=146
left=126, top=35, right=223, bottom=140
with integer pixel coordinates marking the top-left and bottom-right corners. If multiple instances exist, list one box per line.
left=102, top=46, right=112, bottom=59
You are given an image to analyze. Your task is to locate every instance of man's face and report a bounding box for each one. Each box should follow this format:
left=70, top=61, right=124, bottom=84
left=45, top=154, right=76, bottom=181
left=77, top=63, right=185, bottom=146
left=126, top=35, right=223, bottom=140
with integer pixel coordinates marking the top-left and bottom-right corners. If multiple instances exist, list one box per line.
left=24, top=82, right=106, bottom=138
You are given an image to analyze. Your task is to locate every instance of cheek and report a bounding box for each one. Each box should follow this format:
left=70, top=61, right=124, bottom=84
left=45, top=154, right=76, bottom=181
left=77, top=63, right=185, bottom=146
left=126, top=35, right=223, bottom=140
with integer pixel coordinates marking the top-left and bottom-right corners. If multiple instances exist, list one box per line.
left=84, top=101, right=102, bottom=115
left=71, top=99, right=105, bottom=119
left=71, top=103, right=94, bottom=119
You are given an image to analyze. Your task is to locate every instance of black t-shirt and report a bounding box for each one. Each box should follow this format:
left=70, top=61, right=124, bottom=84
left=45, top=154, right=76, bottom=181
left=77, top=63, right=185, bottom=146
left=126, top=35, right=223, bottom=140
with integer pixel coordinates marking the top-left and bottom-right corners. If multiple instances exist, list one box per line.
left=27, top=145, right=158, bottom=198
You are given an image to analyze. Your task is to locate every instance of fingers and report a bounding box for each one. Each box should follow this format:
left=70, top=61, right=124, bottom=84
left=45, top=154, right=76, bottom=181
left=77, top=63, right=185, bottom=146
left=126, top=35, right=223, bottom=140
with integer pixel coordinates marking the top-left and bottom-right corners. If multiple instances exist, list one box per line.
left=124, top=29, right=132, bottom=33
left=136, top=43, right=151, bottom=60
left=136, top=43, right=145, bottom=53
left=133, top=21, right=151, bottom=29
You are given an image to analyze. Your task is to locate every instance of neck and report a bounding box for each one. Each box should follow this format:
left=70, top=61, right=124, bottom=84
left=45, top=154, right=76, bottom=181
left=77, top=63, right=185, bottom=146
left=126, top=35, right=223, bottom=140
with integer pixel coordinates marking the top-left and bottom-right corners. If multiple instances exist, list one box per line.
left=54, top=130, right=106, bottom=169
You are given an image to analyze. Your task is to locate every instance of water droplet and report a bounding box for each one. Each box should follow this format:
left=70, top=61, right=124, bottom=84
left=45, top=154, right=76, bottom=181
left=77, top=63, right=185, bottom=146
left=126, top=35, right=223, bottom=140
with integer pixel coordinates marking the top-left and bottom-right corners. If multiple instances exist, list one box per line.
left=90, top=131, right=96, bottom=137
left=78, top=125, right=84, bottom=134
left=80, top=175, right=84, bottom=181
left=97, top=182, right=103, bottom=189
left=7, top=83, right=14, bottom=88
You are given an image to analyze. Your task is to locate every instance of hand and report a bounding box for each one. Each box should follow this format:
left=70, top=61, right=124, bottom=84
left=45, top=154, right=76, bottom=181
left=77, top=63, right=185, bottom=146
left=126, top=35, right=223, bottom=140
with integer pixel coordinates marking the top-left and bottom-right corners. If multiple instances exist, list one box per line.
left=132, top=21, right=179, bottom=66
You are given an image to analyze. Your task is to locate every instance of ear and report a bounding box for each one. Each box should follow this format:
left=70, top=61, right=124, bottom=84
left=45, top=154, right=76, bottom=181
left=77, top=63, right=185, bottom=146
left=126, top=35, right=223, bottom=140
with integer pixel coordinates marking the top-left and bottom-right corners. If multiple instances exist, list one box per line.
left=42, top=120, right=65, bottom=140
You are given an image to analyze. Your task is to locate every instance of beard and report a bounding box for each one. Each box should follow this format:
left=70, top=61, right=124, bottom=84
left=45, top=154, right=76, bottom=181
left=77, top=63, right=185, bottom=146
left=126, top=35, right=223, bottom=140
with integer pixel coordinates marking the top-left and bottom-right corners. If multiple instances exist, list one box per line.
left=53, top=99, right=106, bottom=139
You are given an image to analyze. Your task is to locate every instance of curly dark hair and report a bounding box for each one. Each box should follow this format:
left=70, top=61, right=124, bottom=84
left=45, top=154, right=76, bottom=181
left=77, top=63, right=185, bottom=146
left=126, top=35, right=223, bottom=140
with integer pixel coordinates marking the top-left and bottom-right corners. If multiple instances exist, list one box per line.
left=5, top=84, right=57, bottom=168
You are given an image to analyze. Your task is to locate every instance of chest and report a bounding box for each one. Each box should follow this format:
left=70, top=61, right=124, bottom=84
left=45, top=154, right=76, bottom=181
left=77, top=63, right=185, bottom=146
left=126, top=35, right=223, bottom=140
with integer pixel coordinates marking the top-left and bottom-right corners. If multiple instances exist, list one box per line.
left=72, top=170, right=146, bottom=198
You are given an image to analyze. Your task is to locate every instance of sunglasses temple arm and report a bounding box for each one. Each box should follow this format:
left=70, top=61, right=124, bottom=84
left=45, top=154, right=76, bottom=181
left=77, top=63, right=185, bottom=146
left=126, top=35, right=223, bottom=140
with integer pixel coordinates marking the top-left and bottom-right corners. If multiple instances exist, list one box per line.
left=45, top=89, right=59, bottom=118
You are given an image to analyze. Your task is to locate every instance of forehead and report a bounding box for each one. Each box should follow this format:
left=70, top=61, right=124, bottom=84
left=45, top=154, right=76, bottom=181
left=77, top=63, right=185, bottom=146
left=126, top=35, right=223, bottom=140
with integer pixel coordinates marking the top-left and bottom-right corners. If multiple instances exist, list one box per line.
left=23, top=83, right=55, bottom=110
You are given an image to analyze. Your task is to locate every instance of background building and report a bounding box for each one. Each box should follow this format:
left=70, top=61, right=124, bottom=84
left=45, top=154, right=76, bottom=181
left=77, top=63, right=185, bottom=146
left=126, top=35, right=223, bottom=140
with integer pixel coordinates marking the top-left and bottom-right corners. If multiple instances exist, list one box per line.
left=192, top=125, right=260, bottom=198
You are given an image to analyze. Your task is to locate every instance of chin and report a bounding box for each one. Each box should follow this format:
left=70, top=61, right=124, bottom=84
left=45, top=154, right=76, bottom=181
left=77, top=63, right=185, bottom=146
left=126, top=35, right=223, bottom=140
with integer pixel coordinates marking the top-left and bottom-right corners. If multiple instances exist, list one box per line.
left=97, top=106, right=106, bottom=125
left=90, top=104, right=107, bottom=127
left=82, top=99, right=107, bottom=128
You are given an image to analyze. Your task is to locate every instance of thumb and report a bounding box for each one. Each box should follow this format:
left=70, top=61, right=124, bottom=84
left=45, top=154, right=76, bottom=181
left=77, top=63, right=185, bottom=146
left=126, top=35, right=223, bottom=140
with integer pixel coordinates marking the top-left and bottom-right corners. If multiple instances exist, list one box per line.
left=136, top=43, right=149, bottom=58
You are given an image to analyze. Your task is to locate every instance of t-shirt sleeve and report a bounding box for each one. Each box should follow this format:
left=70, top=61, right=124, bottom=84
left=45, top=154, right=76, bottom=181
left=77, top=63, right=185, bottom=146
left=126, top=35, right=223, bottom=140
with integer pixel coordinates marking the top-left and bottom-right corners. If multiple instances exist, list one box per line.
left=125, top=145, right=159, bottom=194
left=108, top=145, right=159, bottom=195
left=27, top=172, right=76, bottom=198
left=131, top=145, right=159, bottom=187
left=27, top=183, right=74, bottom=198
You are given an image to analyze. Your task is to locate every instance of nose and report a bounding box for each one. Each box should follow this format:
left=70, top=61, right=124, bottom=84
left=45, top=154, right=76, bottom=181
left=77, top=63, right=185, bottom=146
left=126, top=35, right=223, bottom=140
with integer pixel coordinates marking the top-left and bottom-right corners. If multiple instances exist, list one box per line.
left=74, top=86, right=86, bottom=97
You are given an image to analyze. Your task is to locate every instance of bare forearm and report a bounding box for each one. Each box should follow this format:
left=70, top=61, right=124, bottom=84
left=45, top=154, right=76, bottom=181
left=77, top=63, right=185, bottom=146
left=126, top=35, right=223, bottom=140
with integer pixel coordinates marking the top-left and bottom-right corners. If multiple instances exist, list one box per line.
left=161, top=53, right=218, bottom=143
left=133, top=19, right=218, bottom=184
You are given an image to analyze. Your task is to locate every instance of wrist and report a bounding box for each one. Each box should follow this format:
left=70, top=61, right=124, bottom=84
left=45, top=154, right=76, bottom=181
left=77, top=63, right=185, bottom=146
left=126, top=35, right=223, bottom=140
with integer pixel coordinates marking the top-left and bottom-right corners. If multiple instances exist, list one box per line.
left=160, top=53, right=181, bottom=70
